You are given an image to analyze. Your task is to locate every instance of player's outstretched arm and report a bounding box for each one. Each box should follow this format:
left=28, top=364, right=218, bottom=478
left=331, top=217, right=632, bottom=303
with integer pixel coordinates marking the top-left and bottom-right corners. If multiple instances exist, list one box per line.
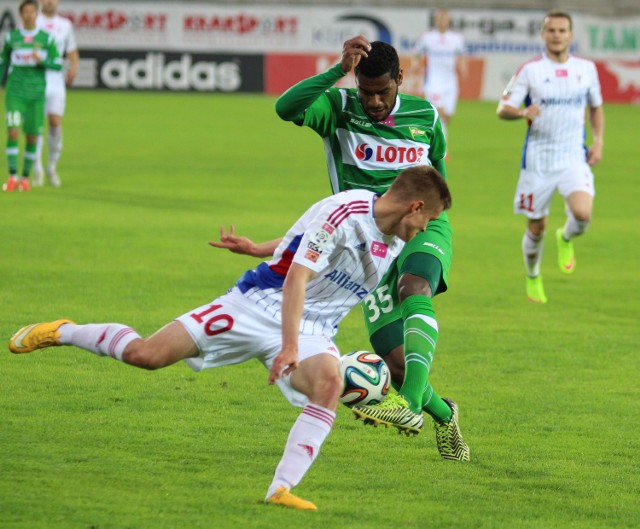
left=208, top=225, right=281, bottom=258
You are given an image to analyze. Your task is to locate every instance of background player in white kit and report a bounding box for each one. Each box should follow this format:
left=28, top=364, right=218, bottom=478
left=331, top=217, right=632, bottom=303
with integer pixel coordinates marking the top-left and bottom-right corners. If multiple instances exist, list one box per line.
left=33, top=0, right=78, bottom=187
left=497, top=10, right=605, bottom=303
left=412, top=9, right=466, bottom=141
left=8, top=166, right=451, bottom=511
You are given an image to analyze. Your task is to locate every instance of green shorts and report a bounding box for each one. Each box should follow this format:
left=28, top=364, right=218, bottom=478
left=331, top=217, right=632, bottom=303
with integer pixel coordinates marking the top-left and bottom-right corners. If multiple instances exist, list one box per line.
left=362, top=212, right=453, bottom=356
left=5, top=93, right=45, bottom=135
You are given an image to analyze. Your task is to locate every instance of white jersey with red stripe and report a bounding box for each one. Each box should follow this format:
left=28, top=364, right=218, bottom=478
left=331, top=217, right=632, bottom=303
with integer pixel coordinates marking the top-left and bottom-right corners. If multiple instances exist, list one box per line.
left=501, top=53, right=603, bottom=172
left=235, top=190, right=404, bottom=337
left=414, top=29, right=464, bottom=90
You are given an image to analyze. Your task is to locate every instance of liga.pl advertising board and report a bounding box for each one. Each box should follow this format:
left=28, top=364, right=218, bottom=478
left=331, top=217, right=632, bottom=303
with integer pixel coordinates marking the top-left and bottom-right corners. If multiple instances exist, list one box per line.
left=0, top=2, right=637, bottom=101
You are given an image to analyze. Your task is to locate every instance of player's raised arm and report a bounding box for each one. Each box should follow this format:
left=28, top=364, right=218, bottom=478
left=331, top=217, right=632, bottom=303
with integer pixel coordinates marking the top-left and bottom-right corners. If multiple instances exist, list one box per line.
left=340, top=35, right=371, bottom=73
left=275, top=35, right=370, bottom=122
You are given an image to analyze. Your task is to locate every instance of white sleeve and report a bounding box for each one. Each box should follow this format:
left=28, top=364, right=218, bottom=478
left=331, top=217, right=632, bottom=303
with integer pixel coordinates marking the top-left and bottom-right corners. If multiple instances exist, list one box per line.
left=65, top=21, right=77, bottom=54
left=587, top=61, right=603, bottom=108
left=413, top=34, right=427, bottom=55
left=456, top=33, right=465, bottom=55
left=292, top=206, right=342, bottom=273
left=500, top=65, right=530, bottom=108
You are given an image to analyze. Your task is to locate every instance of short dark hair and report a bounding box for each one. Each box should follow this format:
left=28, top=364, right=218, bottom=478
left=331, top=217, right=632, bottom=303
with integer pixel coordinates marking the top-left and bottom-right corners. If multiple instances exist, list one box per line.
left=355, top=41, right=400, bottom=80
left=19, top=0, right=38, bottom=12
left=543, top=10, right=573, bottom=31
left=389, top=166, right=451, bottom=211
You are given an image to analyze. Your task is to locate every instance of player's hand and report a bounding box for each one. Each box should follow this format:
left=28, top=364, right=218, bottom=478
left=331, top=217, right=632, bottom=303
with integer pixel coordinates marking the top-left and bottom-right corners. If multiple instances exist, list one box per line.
left=521, top=104, right=541, bottom=120
left=341, top=35, right=371, bottom=73
left=587, top=141, right=603, bottom=166
left=268, top=347, right=299, bottom=384
left=32, top=51, right=42, bottom=65
left=65, top=71, right=76, bottom=87
left=208, top=225, right=256, bottom=256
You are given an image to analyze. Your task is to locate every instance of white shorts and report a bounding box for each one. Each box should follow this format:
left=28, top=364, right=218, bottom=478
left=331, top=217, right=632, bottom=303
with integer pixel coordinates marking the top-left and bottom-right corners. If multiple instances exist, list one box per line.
left=45, top=74, right=67, bottom=116
left=513, top=162, right=595, bottom=218
left=176, top=287, right=341, bottom=408
left=424, top=84, right=458, bottom=116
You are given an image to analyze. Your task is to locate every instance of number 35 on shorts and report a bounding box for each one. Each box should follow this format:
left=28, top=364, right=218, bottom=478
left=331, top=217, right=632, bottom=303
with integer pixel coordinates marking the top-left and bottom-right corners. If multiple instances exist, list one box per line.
left=363, top=285, right=395, bottom=323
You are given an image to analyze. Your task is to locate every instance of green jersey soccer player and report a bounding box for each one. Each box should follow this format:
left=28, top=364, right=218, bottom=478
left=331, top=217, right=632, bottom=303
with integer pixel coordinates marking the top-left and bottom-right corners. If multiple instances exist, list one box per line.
left=274, top=37, right=469, bottom=460
left=1, top=0, right=61, bottom=192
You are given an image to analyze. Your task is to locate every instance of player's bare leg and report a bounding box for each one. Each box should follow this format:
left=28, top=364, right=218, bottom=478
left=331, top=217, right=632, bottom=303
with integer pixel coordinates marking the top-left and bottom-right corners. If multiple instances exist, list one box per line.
left=10, top=319, right=198, bottom=369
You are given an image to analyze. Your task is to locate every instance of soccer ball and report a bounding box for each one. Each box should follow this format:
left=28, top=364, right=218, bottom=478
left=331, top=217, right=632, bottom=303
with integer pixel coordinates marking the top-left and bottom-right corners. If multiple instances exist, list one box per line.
left=339, top=351, right=390, bottom=407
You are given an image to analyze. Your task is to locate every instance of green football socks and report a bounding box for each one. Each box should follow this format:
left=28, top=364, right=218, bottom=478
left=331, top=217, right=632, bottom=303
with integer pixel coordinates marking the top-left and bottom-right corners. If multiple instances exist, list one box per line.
left=399, top=295, right=452, bottom=422
left=22, top=141, right=37, bottom=177
left=6, top=137, right=18, bottom=176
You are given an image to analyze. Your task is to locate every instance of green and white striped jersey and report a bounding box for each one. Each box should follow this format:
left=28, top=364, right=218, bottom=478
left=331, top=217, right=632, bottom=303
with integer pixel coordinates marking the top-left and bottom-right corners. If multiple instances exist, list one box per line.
left=303, top=88, right=446, bottom=194
left=0, top=28, right=62, bottom=100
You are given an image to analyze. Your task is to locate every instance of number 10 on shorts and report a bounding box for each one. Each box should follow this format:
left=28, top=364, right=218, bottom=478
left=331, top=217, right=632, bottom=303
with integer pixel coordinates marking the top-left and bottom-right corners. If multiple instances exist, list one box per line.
left=189, top=304, right=234, bottom=336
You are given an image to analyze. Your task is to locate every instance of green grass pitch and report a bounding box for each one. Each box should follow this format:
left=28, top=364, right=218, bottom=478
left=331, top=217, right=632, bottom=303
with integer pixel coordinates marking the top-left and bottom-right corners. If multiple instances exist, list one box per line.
left=1, top=91, right=638, bottom=529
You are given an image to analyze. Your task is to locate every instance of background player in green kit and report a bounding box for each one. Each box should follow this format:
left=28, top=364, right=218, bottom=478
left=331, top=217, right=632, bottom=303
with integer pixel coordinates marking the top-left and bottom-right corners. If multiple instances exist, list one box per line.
left=213, top=36, right=469, bottom=461
left=1, top=0, right=61, bottom=192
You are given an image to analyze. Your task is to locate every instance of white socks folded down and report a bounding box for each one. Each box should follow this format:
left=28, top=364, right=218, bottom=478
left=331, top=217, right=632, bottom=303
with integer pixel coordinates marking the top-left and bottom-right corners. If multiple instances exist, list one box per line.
left=59, top=323, right=140, bottom=361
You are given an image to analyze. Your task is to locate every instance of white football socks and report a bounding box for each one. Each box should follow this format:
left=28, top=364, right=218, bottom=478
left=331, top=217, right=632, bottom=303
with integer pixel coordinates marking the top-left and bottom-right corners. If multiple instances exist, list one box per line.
left=563, top=214, right=590, bottom=240
left=522, top=229, right=544, bottom=277
left=47, top=126, right=63, bottom=169
left=59, top=323, right=140, bottom=361
left=266, top=404, right=335, bottom=499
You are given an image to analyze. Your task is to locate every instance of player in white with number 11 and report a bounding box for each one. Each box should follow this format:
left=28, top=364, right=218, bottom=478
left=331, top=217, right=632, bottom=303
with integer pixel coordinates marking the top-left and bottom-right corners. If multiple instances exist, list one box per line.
left=33, top=0, right=78, bottom=187
left=9, top=166, right=451, bottom=511
left=497, top=10, right=604, bottom=303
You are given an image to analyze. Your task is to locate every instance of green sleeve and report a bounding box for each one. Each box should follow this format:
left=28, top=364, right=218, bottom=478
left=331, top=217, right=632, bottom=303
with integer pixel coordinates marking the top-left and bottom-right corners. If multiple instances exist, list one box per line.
left=429, top=117, right=447, bottom=172
left=0, top=36, right=11, bottom=79
left=275, top=63, right=347, bottom=123
left=433, top=157, right=447, bottom=179
left=43, top=35, right=62, bottom=71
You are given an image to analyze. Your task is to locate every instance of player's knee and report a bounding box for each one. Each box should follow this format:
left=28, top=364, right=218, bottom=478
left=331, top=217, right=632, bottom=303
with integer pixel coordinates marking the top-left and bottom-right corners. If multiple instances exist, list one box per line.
left=528, top=219, right=546, bottom=237
left=572, top=208, right=591, bottom=224
left=310, top=371, right=343, bottom=404
left=123, top=342, right=167, bottom=370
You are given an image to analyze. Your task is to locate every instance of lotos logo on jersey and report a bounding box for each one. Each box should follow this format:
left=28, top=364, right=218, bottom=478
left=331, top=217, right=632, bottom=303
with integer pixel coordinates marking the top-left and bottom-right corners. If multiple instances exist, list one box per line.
left=356, top=143, right=373, bottom=161
left=356, top=145, right=424, bottom=164
left=339, top=130, right=430, bottom=170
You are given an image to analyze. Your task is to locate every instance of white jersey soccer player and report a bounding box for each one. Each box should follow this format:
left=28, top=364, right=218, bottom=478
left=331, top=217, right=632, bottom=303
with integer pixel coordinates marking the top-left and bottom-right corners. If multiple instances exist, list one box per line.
left=501, top=54, right=603, bottom=176
left=413, top=9, right=465, bottom=139
left=497, top=10, right=605, bottom=304
left=34, top=0, right=78, bottom=186
left=182, top=189, right=404, bottom=400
